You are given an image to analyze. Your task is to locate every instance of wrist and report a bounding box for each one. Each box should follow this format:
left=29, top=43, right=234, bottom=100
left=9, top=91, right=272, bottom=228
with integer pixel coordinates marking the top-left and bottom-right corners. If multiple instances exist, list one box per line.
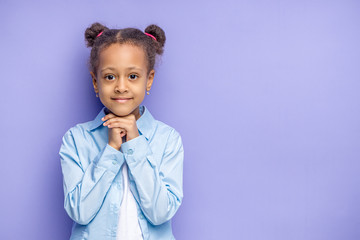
left=126, top=132, right=140, bottom=142
left=109, top=142, right=121, bottom=151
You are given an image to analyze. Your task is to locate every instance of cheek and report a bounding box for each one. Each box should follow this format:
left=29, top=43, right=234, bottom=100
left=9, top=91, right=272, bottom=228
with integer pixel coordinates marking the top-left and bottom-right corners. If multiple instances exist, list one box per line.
left=134, top=82, right=147, bottom=93
left=98, top=84, right=113, bottom=95
left=135, top=88, right=146, bottom=96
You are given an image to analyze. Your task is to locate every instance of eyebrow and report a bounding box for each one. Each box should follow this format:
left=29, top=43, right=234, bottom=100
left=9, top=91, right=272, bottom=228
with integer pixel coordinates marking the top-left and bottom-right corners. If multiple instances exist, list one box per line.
left=100, top=66, right=142, bottom=72
left=101, top=67, right=116, bottom=72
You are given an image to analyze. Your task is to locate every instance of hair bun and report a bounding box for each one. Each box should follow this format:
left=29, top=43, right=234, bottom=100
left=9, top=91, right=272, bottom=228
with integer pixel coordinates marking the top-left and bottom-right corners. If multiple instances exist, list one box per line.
left=144, top=24, right=166, bottom=55
left=84, top=22, right=109, bottom=47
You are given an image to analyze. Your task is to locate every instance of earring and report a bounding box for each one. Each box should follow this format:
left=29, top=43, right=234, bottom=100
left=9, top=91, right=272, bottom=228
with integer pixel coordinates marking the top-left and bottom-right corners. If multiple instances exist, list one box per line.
left=146, top=91, right=150, bottom=95
left=96, top=92, right=99, bottom=97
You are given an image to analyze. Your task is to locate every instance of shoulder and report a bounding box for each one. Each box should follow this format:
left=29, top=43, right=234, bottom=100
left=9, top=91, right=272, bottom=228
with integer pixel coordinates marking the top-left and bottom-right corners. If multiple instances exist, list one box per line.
left=155, top=119, right=181, bottom=136
left=152, top=120, right=184, bottom=158
left=143, top=105, right=181, bottom=140
left=60, top=120, right=93, bottom=141
left=153, top=119, right=183, bottom=146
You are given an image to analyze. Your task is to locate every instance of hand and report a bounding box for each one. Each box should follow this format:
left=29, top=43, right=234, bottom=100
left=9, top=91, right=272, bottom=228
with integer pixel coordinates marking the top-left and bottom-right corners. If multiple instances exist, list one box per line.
left=102, top=113, right=140, bottom=150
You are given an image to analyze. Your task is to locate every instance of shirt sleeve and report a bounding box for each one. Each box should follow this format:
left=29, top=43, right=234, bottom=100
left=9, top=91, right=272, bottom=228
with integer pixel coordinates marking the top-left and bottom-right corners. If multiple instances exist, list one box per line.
left=59, top=128, right=124, bottom=225
left=121, top=128, right=184, bottom=225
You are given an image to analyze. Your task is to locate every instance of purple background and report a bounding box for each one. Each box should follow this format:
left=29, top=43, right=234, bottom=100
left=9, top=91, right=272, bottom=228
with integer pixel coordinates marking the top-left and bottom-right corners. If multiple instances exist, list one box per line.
left=1, top=0, right=359, bottom=239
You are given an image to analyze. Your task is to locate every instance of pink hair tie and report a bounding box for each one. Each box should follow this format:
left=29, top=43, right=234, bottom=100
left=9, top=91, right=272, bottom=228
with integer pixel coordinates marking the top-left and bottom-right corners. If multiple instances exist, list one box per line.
left=96, top=31, right=103, bottom=38
left=144, top=32, right=157, bottom=41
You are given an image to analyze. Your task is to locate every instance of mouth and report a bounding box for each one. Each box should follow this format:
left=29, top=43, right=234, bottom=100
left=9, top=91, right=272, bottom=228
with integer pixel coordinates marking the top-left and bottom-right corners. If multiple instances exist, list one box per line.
left=112, top=97, right=132, bottom=103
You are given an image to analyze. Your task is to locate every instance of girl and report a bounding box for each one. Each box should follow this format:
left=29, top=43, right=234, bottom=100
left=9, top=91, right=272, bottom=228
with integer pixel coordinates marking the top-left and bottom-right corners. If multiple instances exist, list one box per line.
left=59, top=22, right=184, bottom=240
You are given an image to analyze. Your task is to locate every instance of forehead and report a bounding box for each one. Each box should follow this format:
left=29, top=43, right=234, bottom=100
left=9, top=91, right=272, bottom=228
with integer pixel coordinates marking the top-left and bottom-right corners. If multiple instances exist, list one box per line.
left=98, top=43, right=147, bottom=70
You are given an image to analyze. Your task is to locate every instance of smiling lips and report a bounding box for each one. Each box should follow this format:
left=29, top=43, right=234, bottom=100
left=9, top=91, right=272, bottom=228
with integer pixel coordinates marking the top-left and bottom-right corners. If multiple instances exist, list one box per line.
left=112, top=97, right=132, bottom=103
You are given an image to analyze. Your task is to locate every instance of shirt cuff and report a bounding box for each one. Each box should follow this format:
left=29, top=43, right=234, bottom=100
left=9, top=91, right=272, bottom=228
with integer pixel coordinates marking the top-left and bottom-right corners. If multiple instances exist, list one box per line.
left=121, top=135, right=152, bottom=165
left=96, top=143, right=125, bottom=174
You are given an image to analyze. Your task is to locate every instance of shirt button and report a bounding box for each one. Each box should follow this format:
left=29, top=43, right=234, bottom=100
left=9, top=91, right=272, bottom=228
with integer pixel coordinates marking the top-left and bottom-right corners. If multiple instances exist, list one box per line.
left=127, top=149, right=134, bottom=155
left=112, top=160, right=117, bottom=165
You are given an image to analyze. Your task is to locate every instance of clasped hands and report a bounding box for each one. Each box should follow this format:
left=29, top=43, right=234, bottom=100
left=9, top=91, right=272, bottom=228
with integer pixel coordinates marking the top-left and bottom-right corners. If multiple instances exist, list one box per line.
left=102, top=113, right=139, bottom=151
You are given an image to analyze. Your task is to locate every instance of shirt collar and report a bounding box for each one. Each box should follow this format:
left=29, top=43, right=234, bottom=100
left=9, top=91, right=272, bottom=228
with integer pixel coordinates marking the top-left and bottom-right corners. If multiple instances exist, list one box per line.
left=87, top=105, right=156, bottom=140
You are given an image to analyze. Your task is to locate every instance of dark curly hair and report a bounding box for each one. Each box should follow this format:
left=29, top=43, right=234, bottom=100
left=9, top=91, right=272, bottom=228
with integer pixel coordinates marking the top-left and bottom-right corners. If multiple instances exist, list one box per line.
left=84, top=22, right=166, bottom=76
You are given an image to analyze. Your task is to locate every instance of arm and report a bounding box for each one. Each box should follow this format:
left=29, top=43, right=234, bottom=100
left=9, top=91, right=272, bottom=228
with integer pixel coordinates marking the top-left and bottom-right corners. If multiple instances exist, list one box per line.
left=121, top=128, right=184, bottom=225
left=59, top=129, right=124, bottom=225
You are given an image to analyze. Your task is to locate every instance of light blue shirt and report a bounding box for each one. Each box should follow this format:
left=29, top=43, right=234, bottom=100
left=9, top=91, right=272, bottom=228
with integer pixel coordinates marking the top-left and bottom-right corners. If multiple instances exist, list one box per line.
left=59, top=105, right=184, bottom=240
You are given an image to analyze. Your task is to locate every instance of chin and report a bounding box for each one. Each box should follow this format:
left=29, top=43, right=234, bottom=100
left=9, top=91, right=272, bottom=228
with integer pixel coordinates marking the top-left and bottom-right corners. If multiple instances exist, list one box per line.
left=106, top=106, right=135, bottom=117
left=110, top=110, right=130, bottom=117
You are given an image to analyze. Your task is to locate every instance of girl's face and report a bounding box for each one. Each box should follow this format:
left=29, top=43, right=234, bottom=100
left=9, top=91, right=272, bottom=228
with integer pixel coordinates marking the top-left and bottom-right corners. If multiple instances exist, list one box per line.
left=91, top=43, right=154, bottom=120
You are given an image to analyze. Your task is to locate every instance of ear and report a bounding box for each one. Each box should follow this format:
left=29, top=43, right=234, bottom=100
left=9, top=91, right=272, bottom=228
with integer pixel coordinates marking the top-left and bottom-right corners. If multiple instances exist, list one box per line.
left=146, top=69, right=155, bottom=91
left=90, top=72, right=98, bottom=93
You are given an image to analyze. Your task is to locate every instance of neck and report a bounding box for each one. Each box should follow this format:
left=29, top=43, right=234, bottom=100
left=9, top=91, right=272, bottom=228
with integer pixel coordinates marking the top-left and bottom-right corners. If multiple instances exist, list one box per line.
left=133, top=106, right=141, bottom=120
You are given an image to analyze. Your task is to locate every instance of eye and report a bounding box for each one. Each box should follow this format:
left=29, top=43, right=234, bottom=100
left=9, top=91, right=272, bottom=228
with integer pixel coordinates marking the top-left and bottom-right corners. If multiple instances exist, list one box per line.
left=105, top=74, right=115, bottom=81
left=128, top=74, right=138, bottom=80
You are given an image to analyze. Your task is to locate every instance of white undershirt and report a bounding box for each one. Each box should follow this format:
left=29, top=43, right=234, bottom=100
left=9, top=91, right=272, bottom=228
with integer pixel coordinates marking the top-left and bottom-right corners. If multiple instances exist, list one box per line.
left=116, top=162, right=143, bottom=239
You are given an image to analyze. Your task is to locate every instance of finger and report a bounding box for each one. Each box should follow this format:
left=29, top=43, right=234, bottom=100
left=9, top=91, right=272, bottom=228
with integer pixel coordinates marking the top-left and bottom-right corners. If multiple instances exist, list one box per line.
left=112, top=127, right=126, bottom=133
left=115, top=128, right=127, bottom=138
left=120, top=130, right=126, bottom=137
left=103, top=117, right=125, bottom=126
left=101, top=112, right=118, bottom=121
left=105, top=120, right=128, bottom=128
left=108, top=126, right=127, bottom=135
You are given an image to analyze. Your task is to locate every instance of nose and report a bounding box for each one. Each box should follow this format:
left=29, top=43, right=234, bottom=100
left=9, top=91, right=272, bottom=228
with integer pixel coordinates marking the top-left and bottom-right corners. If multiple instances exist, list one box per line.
left=115, top=77, right=128, bottom=93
